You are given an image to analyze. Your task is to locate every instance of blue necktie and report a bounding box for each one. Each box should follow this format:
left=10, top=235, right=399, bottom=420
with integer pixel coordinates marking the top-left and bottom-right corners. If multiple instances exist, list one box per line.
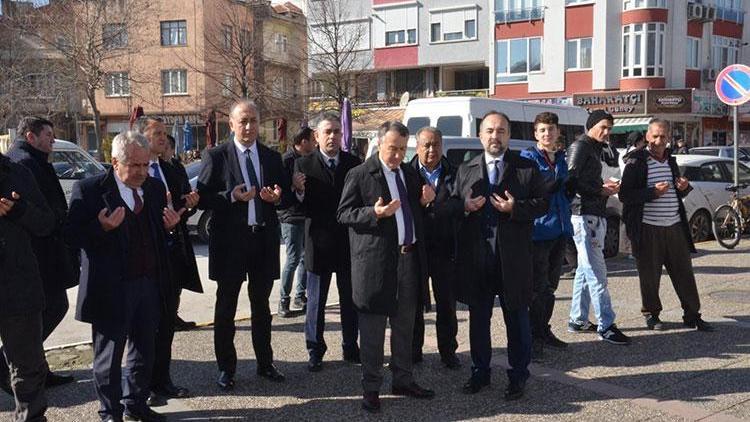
left=392, top=168, right=414, bottom=245
left=151, top=162, right=164, bottom=183
left=244, top=149, right=263, bottom=224
left=328, top=158, right=336, bottom=171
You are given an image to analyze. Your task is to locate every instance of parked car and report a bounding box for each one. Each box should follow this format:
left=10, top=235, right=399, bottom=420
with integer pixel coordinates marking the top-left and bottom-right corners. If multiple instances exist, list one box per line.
left=689, top=146, right=750, bottom=163
left=676, top=155, right=750, bottom=242
left=50, top=140, right=107, bottom=203
left=185, top=160, right=213, bottom=242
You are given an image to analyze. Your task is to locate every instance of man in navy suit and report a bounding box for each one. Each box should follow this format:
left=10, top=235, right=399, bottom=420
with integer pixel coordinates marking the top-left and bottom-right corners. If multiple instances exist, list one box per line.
left=196, top=100, right=290, bottom=390
left=67, top=131, right=184, bottom=422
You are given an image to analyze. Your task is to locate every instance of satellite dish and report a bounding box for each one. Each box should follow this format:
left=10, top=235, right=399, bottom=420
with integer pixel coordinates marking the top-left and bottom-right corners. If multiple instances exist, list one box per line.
left=399, top=91, right=410, bottom=107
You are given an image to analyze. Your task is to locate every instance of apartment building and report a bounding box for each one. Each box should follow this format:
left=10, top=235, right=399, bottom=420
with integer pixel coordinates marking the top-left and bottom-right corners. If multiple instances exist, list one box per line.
left=491, top=0, right=750, bottom=146
left=78, top=0, right=306, bottom=154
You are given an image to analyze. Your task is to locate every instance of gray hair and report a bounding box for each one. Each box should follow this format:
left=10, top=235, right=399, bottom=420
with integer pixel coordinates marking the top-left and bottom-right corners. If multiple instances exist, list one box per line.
left=112, top=130, right=149, bottom=163
left=415, top=126, right=442, bottom=144
left=314, top=112, right=340, bottom=130
left=648, top=118, right=671, bottom=132
left=134, top=116, right=163, bottom=135
left=378, top=121, right=409, bottom=141
left=230, top=99, right=259, bottom=119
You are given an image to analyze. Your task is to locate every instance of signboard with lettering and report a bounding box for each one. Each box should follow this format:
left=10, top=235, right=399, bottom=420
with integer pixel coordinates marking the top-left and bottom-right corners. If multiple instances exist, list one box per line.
left=693, top=90, right=729, bottom=116
left=573, top=91, right=646, bottom=115
left=647, top=89, right=693, bottom=114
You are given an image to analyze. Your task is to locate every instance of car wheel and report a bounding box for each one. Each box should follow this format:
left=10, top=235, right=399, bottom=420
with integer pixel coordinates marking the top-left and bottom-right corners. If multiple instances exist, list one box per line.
left=198, top=210, right=212, bottom=243
left=689, top=209, right=711, bottom=243
left=603, top=216, right=620, bottom=258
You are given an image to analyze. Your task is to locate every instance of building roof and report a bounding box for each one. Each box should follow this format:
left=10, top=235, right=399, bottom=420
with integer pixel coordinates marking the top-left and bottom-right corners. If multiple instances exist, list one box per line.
left=272, top=2, right=303, bottom=16
left=352, top=107, right=405, bottom=133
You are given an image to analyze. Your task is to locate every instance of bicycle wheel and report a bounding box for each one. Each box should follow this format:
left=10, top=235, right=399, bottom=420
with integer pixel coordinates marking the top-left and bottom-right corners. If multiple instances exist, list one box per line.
left=712, top=205, right=742, bottom=249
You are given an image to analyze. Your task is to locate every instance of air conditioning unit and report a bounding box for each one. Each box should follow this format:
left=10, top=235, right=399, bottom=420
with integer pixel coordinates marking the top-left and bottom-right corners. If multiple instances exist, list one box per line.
left=703, top=68, right=718, bottom=80
left=704, top=6, right=717, bottom=21
left=688, top=3, right=704, bottom=21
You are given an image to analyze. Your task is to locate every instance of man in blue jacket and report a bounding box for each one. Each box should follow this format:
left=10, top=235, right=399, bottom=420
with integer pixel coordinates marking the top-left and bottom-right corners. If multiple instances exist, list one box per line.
left=520, top=112, right=573, bottom=360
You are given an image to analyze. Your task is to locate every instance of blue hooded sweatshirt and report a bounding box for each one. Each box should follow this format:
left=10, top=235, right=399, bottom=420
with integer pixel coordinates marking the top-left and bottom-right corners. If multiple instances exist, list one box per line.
left=520, top=146, right=574, bottom=241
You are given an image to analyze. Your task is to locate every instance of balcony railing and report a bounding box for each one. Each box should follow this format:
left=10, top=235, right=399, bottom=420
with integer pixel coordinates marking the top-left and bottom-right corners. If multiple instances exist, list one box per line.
left=715, top=7, right=745, bottom=24
left=495, top=7, right=545, bottom=24
left=436, top=89, right=490, bottom=98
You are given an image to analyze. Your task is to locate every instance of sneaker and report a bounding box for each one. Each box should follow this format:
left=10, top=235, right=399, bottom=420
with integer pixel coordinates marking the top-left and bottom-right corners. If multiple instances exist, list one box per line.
left=278, top=300, right=293, bottom=318
left=599, top=325, right=630, bottom=345
left=560, top=269, right=577, bottom=280
left=645, top=315, right=664, bottom=331
left=293, top=296, right=307, bottom=311
left=684, top=318, right=715, bottom=332
left=544, top=330, right=568, bottom=349
left=567, top=320, right=598, bottom=333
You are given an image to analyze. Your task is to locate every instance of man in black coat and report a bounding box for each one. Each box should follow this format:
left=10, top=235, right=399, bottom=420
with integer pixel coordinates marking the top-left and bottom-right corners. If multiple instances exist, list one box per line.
left=3, top=117, right=79, bottom=392
left=294, top=115, right=362, bottom=371
left=338, top=121, right=435, bottom=413
left=196, top=100, right=290, bottom=390
left=452, top=111, right=548, bottom=400
left=409, top=127, right=462, bottom=369
left=137, top=117, right=204, bottom=404
left=0, top=152, right=55, bottom=422
left=66, top=131, right=183, bottom=422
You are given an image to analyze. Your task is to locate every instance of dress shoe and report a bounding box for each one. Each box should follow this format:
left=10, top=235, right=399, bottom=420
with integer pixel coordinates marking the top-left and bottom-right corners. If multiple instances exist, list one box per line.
left=153, top=382, right=189, bottom=398
left=216, top=371, right=235, bottom=391
left=361, top=391, right=381, bottom=413
left=504, top=378, right=527, bottom=401
left=531, top=338, right=544, bottom=362
left=646, top=315, right=665, bottom=331
left=293, top=296, right=308, bottom=311
left=174, top=317, right=197, bottom=332
left=308, top=355, right=323, bottom=372
left=392, top=382, right=435, bottom=399
left=343, top=347, right=361, bottom=364
left=412, top=350, right=423, bottom=364
left=123, top=406, right=166, bottom=422
left=544, top=329, right=568, bottom=349
left=462, top=374, right=490, bottom=394
left=46, top=371, right=75, bottom=388
left=441, top=354, right=461, bottom=370
left=257, top=364, right=285, bottom=382
left=146, top=391, right=167, bottom=408
left=685, top=318, right=715, bottom=332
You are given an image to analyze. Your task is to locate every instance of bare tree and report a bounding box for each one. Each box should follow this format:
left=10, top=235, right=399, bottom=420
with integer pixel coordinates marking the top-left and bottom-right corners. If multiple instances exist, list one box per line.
left=306, top=0, right=372, bottom=110
left=13, top=0, right=154, bottom=145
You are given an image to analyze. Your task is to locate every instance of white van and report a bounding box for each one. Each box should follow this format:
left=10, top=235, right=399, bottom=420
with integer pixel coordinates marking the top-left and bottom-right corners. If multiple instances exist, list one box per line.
left=50, top=140, right=107, bottom=202
left=402, top=97, right=588, bottom=144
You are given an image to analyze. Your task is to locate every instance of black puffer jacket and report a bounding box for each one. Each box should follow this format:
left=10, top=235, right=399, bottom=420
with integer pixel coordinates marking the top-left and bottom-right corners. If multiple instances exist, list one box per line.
left=0, top=153, right=55, bottom=318
left=567, top=135, right=620, bottom=216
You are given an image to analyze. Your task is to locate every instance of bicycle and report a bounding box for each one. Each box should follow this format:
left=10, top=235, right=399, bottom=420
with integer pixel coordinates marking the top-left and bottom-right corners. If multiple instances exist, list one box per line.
left=711, top=182, right=750, bottom=249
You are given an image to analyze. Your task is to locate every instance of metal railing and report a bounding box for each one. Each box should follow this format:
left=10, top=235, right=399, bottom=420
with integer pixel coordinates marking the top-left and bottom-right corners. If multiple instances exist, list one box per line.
left=715, top=6, right=745, bottom=24
left=495, top=7, right=545, bottom=24
left=436, top=88, right=490, bottom=98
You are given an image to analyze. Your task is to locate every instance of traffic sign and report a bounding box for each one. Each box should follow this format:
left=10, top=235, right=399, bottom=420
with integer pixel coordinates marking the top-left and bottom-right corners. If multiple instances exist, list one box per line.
left=715, top=64, right=750, bottom=106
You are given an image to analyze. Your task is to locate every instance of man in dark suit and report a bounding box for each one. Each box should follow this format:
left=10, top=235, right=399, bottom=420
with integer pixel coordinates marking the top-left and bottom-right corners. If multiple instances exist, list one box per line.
left=136, top=117, right=203, bottom=405
left=453, top=111, right=548, bottom=400
left=196, top=100, right=290, bottom=390
left=338, top=121, right=436, bottom=413
left=293, top=114, right=361, bottom=371
left=66, top=131, right=184, bottom=422
left=3, top=117, right=79, bottom=393
left=409, top=126, right=462, bottom=369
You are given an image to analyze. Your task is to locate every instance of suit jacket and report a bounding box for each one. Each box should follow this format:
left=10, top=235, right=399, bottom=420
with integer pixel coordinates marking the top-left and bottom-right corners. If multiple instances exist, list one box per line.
left=278, top=150, right=306, bottom=224
left=196, top=140, right=290, bottom=282
left=157, top=158, right=203, bottom=293
left=295, top=149, right=361, bottom=274
left=337, top=155, right=428, bottom=316
left=66, top=169, right=171, bottom=324
left=7, top=140, right=80, bottom=290
left=452, top=150, right=548, bottom=310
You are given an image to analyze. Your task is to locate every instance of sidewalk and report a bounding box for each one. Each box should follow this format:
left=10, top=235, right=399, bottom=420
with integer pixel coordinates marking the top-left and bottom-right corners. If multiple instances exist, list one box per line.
left=3, top=241, right=750, bottom=421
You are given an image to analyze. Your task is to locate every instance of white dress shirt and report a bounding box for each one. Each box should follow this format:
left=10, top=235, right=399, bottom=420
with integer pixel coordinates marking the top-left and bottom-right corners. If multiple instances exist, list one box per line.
left=114, top=173, right=143, bottom=212
left=233, top=139, right=263, bottom=225
left=379, top=159, right=416, bottom=245
left=484, top=152, right=505, bottom=185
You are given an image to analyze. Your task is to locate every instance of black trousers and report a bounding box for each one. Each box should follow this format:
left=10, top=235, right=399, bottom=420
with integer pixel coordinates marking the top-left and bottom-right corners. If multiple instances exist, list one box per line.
left=214, top=231, right=274, bottom=375
left=636, top=223, right=701, bottom=322
left=529, top=237, right=566, bottom=339
left=413, top=248, right=458, bottom=359
left=150, top=285, right=180, bottom=389
left=0, top=286, right=69, bottom=379
left=0, top=312, right=48, bottom=422
left=304, top=269, right=359, bottom=358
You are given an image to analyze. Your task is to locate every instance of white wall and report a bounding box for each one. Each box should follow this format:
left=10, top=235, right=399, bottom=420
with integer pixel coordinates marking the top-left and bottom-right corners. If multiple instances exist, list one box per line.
left=528, top=0, right=565, bottom=92
left=592, top=0, right=621, bottom=90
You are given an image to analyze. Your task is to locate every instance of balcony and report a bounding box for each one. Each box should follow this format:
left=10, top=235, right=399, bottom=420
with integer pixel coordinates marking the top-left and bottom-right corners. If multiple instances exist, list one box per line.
left=436, top=89, right=491, bottom=98
left=715, top=7, right=745, bottom=24
left=495, top=7, right=545, bottom=24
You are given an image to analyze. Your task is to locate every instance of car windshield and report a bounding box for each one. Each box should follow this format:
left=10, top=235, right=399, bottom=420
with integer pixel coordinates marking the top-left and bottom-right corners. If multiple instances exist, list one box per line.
left=51, top=150, right=105, bottom=180
left=185, top=160, right=202, bottom=180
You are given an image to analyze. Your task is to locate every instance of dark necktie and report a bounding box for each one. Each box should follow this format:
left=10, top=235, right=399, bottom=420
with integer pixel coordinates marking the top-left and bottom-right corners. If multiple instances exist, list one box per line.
left=392, top=168, right=414, bottom=245
left=132, top=188, right=143, bottom=215
left=328, top=158, right=336, bottom=171
left=243, top=149, right=263, bottom=224
left=151, top=162, right=164, bottom=184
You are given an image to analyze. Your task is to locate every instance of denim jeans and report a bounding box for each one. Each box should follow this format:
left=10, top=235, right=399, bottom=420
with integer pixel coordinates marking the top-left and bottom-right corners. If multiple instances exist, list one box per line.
left=569, top=215, right=616, bottom=332
left=280, top=222, right=307, bottom=302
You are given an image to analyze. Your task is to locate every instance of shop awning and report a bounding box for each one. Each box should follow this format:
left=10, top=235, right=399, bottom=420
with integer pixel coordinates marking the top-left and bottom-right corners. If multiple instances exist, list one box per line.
left=611, top=117, right=651, bottom=134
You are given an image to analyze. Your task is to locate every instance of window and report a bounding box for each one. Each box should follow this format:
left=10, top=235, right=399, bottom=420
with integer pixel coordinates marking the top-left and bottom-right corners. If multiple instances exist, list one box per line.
left=161, top=69, right=187, bottom=95
left=566, top=0, right=594, bottom=4
left=406, top=117, right=431, bottom=135
left=429, top=7, right=478, bottom=43
left=715, top=0, right=745, bottom=24
left=623, top=0, right=666, bottom=9
left=105, top=72, right=130, bottom=97
left=160, top=20, right=187, bottom=46
left=436, top=116, right=463, bottom=136
left=239, top=30, right=252, bottom=54
left=687, top=37, right=701, bottom=70
left=375, top=4, right=417, bottom=47
left=102, top=23, right=127, bottom=49
left=275, top=33, right=288, bottom=53
left=51, top=151, right=104, bottom=180
left=495, top=0, right=543, bottom=23
left=698, top=163, right=728, bottom=183
left=495, top=37, right=542, bottom=83
left=222, top=25, right=232, bottom=50
left=222, top=74, right=233, bottom=97
left=566, top=38, right=592, bottom=70
left=712, top=36, right=740, bottom=70
left=622, top=23, right=665, bottom=78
